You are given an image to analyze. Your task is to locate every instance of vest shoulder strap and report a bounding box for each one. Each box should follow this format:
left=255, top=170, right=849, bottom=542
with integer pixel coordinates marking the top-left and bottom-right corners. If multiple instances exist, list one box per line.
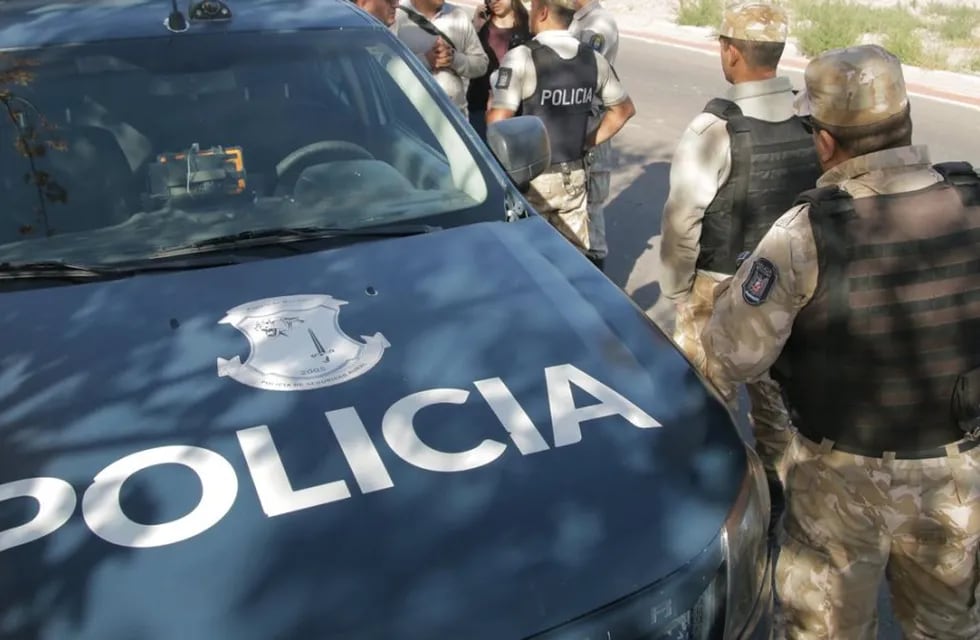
left=933, top=161, right=979, bottom=186
left=794, top=185, right=855, bottom=217
left=703, top=98, right=746, bottom=124
left=933, top=162, right=980, bottom=207
left=703, top=98, right=753, bottom=260
left=796, top=185, right=854, bottom=348
left=525, top=40, right=544, bottom=52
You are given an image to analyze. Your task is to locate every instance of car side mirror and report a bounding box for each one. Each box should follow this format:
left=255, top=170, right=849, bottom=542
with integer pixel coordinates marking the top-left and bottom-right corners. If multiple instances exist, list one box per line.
left=486, top=116, right=551, bottom=191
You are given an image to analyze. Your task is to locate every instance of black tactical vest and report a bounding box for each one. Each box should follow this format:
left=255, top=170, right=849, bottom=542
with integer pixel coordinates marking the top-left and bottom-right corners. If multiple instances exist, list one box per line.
left=771, top=162, right=980, bottom=452
left=696, top=98, right=822, bottom=274
left=522, top=40, right=596, bottom=164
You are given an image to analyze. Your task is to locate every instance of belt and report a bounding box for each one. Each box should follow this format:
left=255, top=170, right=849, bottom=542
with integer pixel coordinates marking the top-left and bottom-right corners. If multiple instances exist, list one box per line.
left=541, top=159, right=585, bottom=174
left=797, top=429, right=980, bottom=460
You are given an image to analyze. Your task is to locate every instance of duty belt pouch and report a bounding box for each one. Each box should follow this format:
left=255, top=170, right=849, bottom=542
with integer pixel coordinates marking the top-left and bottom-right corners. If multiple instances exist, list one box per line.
left=559, top=161, right=584, bottom=197
left=952, top=367, right=980, bottom=439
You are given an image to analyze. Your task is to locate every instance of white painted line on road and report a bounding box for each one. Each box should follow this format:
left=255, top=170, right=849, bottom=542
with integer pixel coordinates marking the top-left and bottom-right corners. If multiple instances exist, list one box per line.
left=621, top=33, right=980, bottom=114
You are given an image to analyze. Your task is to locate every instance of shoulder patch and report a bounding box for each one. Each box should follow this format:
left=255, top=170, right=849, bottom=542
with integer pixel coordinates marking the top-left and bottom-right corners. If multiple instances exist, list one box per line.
left=495, top=67, right=512, bottom=89
left=742, top=258, right=778, bottom=306
left=588, top=33, right=605, bottom=52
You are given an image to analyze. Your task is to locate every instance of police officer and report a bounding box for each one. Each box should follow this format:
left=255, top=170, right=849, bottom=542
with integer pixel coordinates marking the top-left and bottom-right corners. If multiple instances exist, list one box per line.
left=704, top=44, right=980, bottom=639
left=569, top=0, right=618, bottom=65
left=486, top=0, right=635, bottom=267
left=660, top=2, right=820, bottom=528
left=569, top=0, right=620, bottom=270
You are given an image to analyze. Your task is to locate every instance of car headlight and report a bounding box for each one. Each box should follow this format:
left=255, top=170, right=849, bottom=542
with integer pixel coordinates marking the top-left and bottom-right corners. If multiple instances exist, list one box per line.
left=528, top=447, right=770, bottom=640
left=527, top=535, right=726, bottom=640
left=721, top=444, right=771, bottom=638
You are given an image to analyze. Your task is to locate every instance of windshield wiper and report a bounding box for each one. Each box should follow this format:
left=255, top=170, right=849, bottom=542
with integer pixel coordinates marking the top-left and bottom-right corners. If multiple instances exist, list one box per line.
left=153, top=224, right=442, bottom=257
left=0, top=256, right=245, bottom=282
left=0, top=260, right=119, bottom=280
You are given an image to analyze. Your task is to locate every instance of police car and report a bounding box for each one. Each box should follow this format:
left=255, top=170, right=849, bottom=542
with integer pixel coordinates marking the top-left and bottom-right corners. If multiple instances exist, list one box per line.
left=0, top=1, right=772, bottom=638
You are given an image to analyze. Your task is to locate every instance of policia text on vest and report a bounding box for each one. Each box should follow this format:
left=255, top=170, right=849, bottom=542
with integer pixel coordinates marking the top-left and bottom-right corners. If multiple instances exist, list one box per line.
left=539, top=87, right=593, bottom=107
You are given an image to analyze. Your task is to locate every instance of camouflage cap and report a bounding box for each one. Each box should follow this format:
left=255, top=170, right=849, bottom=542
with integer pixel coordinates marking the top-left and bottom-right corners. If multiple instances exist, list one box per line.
left=715, top=2, right=788, bottom=43
left=797, top=44, right=909, bottom=127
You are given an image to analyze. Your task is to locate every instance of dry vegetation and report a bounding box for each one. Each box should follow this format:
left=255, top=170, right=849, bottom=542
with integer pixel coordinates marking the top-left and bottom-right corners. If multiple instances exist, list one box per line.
left=675, top=0, right=980, bottom=73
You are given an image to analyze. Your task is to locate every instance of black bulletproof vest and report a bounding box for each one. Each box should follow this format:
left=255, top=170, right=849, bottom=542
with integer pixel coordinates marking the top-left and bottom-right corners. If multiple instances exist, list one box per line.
left=771, top=162, right=980, bottom=452
left=522, top=40, right=596, bottom=164
left=696, top=98, right=822, bottom=274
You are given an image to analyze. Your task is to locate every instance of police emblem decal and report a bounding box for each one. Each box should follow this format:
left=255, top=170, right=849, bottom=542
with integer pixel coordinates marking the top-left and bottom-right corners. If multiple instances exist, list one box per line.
left=742, top=258, right=777, bottom=306
left=216, top=294, right=389, bottom=391
left=588, top=33, right=605, bottom=52
left=495, top=67, right=512, bottom=89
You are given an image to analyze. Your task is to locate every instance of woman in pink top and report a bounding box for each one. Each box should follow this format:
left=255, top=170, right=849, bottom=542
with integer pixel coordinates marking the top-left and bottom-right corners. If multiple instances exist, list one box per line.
left=466, top=0, right=531, bottom=141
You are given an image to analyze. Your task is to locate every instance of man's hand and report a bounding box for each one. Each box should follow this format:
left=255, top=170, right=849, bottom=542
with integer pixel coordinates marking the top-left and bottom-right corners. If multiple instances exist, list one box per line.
left=426, top=37, right=455, bottom=70
left=486, top=107, right=516, bottom=124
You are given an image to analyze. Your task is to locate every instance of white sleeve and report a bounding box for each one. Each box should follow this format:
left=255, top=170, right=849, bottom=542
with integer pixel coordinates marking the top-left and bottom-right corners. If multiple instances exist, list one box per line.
left=489, top=45, right=534, bottom=111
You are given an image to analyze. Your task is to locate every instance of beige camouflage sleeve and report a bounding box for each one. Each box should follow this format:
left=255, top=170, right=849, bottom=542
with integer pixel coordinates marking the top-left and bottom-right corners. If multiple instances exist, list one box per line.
left=659, top=114, right=730, bottom=301
left=702, top=204, right=820, bottom=384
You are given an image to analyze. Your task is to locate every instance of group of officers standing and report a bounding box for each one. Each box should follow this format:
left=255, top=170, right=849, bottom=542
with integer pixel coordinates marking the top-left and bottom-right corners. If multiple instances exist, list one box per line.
left=661, top=4, right=980, bottom=640
left=355, top=0, right=980, bottom=638
left=350, top=0, right=632, bottom=272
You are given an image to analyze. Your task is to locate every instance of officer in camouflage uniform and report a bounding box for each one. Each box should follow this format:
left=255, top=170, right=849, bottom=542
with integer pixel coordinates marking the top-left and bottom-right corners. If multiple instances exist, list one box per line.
left=487, top=0, right=635, bottom=269
left=661, top=2, right=821, bottom=529
left=704, top=44, right=980, bottom=639
left=569, top=0, right=620, bottom=270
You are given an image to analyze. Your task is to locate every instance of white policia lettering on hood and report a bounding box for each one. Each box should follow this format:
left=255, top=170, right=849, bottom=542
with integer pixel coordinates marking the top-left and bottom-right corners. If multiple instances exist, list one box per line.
left=0, top=364, right=662, bottom=553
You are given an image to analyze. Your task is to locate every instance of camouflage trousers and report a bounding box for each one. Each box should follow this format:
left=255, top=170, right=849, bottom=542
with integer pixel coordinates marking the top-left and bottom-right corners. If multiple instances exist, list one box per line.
left=526, top=161, right=605, bottom=255
left=673, top=272, right=793, bottom=478
left=585, top=140, right=612, bottom=260
left=776, top=432, right=980, bottom=639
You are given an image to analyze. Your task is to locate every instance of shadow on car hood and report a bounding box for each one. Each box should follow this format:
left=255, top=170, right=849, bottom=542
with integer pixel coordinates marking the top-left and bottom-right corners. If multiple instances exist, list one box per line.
left=0, top=217, right=744, bottom=640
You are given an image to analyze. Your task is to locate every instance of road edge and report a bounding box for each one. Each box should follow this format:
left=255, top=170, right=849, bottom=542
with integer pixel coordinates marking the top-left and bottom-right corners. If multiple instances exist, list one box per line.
left=620, top=26, right=980, bottom=110
left=452, top=0, right=980, bottom=110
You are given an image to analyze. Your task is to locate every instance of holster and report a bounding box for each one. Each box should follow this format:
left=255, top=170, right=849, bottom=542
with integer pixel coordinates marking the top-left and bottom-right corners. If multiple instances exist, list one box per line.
left=952, top=367, right=980, bottom=439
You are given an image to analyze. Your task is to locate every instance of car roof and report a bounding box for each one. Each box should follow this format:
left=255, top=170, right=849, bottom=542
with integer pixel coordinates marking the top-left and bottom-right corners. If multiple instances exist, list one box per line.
left=0, top=0, right=379, bottom=51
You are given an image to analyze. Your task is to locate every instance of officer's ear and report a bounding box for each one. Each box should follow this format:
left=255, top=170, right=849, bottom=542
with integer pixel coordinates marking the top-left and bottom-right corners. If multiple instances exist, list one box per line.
left=536, top=2, right=548, bottom=23
left=814, top=128, right=837, bottom=165
left=719, top=38, right=739, bottom=69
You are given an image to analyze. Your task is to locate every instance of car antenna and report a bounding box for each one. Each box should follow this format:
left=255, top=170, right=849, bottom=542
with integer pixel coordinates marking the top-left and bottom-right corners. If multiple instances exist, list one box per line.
left=165, top=0, right=189, bottom=32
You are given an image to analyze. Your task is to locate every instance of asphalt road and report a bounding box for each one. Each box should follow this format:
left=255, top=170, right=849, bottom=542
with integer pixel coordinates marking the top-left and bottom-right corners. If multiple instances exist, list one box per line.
left=600, top=34, right=980, bottom=640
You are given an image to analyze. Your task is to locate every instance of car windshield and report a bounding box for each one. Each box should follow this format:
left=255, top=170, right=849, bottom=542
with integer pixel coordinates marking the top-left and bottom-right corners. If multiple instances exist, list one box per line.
left=0, top=29, right=490, bottom=265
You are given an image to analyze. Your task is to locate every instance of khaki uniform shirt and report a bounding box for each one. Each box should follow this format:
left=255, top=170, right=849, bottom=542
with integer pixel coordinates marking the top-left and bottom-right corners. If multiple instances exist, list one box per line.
left=569, top=0, right=619, bottom=66
left=703, top=145, right=942, bottom=385
left=660, top=76, right=799, bottom=303
left=569, top=0, right=621, bottom=183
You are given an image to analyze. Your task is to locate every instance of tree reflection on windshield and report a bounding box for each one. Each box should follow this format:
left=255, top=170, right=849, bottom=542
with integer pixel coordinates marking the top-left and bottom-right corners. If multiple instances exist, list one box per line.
left=0, top=30, right=491, bottom=267
left=0, top=53, right=69, bottom=238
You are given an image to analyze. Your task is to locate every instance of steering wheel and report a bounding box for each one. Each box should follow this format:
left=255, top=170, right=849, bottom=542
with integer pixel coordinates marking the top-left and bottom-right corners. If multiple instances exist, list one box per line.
left=273, top=140, right=375, bottom=195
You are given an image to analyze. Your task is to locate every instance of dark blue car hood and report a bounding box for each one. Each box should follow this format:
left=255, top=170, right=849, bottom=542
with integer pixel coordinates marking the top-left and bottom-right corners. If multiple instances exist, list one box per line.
left=0, top=217, right=744, bottom=640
